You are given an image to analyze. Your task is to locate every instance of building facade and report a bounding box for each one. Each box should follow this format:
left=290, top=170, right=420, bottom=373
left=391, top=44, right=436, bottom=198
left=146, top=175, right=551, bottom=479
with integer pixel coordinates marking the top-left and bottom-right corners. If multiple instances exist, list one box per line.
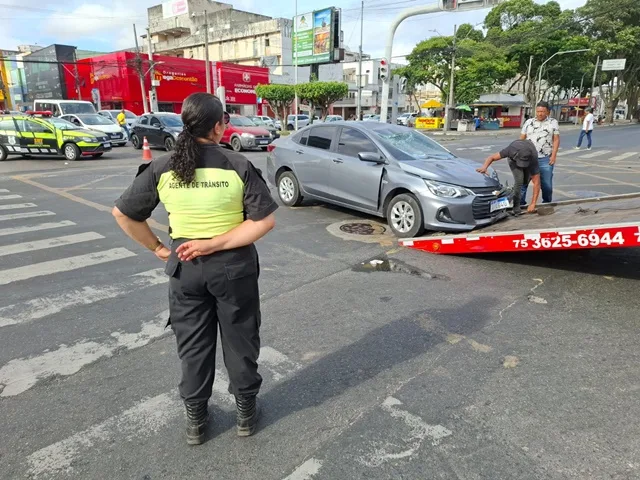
left=63, top=52, right=270, bottom=115
left=147, top=0, right=293, bottom=75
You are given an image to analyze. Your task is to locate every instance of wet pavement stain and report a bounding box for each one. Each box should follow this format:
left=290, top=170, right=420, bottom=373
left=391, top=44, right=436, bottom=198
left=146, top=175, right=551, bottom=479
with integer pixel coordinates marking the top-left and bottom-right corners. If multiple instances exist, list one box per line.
left=352, top=255, right=449, bottom=280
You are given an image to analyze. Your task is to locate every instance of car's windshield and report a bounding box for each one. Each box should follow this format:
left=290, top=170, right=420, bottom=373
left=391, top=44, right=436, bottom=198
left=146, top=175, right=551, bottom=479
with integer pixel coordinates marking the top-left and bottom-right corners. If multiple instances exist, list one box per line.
left=46, top=117, right=77, bottom=130
left=230, top=116, right=257, bottom=127
left=248, top=117, right=266, bottom=126
left=60, top=103, right=96, bottom=114
left=77, top=114, right=114, bottom=126
left=372, top=128, right=452, bottom=160
left=161, top=115, right=183, bottom=127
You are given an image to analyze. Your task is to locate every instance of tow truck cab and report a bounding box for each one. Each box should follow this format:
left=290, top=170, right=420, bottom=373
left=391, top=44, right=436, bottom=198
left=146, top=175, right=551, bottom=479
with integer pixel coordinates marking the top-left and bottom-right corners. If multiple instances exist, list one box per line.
left=0, top=111, right=112, bottom=161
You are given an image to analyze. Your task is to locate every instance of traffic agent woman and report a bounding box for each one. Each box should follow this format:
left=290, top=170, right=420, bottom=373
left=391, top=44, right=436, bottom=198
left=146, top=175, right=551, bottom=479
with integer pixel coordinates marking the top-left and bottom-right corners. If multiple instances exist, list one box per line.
left=112, top=92, right=277, bottom=445
left=477, top=139, right=542, bottom=215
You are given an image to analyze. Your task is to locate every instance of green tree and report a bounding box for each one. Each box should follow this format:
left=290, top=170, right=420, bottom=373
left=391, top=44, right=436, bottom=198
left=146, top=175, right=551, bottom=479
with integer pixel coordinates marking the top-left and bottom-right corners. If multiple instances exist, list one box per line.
left=255, top=84, right=295, bottom=124
left=296, top=81, right=348, bottom=120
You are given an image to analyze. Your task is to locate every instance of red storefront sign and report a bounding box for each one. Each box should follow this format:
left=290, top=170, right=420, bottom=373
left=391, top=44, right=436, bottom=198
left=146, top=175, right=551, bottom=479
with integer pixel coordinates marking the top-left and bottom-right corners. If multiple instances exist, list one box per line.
left=63, top=53, right=270, bottom=115
left=213, top=62, right=269, bottom=106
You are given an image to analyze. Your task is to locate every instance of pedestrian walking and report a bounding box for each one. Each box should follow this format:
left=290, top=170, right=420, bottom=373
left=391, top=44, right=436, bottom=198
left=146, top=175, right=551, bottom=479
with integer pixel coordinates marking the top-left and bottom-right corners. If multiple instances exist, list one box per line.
left=575, top=107, right=595, bottom=150
left=477, top=139, right=541, bottom=216
left=112, top=92, right=277, bottom=445
left=519, top=101, right=560, bottom=204
left=117, top=109, right=129, bottom=140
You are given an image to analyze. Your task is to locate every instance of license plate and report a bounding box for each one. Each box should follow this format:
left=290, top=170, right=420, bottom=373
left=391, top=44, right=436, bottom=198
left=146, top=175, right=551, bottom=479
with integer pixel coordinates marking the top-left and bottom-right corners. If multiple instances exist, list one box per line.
left=259, top=140, right=269, bottom=145
left=110, top=133, right=119, bottom=138
left=103, top=142, right=111, bottom=148
left=490, top=197, right=511, bottom=212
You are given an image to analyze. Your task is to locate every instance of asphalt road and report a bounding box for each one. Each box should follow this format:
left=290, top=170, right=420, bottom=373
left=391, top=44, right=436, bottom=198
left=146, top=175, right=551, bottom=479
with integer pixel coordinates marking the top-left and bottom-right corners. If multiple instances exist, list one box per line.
left=0, top=128, right=639, bottom=479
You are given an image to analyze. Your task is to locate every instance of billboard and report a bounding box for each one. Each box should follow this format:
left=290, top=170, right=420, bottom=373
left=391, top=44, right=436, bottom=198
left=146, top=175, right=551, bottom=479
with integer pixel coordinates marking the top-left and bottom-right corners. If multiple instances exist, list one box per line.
left=162, top=0, right=189, bottom=19
left=293, top=8, right=336, bottom=65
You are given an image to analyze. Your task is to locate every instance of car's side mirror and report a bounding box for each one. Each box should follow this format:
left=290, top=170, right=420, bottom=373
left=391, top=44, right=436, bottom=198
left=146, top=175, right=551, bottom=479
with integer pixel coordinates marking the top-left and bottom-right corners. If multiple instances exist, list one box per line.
left=358, top=152, right=386, bottom=164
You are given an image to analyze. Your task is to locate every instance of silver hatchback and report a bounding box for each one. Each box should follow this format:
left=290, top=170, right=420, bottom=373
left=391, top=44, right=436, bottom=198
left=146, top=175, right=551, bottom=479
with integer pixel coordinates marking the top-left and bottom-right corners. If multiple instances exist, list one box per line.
left=267, top=122, right=508, bottom=238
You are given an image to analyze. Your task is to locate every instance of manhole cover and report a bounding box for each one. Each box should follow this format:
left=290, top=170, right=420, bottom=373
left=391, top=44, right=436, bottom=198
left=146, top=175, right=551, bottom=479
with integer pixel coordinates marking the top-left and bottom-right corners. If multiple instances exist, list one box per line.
left=339, top=222, right=386, bottom=235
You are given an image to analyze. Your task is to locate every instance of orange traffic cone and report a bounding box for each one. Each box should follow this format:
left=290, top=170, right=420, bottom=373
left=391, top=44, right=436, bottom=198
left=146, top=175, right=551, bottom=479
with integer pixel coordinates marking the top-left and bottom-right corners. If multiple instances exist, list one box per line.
left=142, top=136, right=153, bottom=162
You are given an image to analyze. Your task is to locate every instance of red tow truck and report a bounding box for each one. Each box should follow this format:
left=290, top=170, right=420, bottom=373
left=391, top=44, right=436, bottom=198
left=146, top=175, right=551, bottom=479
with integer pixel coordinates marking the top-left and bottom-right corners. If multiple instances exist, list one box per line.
left=400, top=193, right=640, bottom=254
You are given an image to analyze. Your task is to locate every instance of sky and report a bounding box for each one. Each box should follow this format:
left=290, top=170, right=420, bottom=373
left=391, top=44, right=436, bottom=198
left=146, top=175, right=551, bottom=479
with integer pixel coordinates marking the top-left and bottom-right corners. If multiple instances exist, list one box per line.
left=0, top=0, right=588, bottom=61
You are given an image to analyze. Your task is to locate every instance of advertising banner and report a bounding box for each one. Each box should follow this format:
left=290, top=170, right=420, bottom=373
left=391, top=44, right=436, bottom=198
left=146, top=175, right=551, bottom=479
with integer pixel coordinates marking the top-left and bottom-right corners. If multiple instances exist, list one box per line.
left=162, top=0, right=188, bottom=19
left=214, top=63, right=269, bottom=105
left=294, top=8, right=334, bottom=65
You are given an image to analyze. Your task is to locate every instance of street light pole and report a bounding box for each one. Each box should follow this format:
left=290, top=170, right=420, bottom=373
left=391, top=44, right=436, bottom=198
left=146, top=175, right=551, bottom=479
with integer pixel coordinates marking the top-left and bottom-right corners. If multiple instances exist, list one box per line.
left=574, top=72, right=586, bottom=125
left=146, top=28, right=159, bottom=112
left=590, top=55, right=600, bottom=111
left=204, top=12, right=211, bottom=93
left=537, top=49, right=590, bottom=102
left=356, top=0, right=364, bottom=120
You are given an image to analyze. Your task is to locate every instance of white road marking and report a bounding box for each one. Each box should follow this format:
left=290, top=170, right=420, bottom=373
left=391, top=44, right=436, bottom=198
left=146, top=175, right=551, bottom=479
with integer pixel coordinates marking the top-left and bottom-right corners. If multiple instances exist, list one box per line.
left=0, top=210, right=55, bottom=222
left=26, top=392, right=182, bottom=478
left=579, top=150, right=611, bottom=159
left=282, top=458, right=323, bottom=480
left=456, top=145, right=495, bottom=152
left=260, top=346, right=301, bottom=380
left=0, top=248, right=136, bottom=286
left=25, top=345, right=300, bottom=477
left=0, top=311, right=170, bottom=397
left=0, top=232, right=104, bottom=258
left=0, top=268, right=167, bottom=328
left=609, top=152, right=637, bottom=162
left=358, top=397, right=452, bottom=468
left=0, top=220, right=76, bottom=237
left=556, top=149, right=582, bottom=157
left=0, top=189, right=9, bottom=193
left=0, top=202, right=37, bottom=211
left=0, top=194, right=22, bottom=200
left=212, top=368, right=235, bottom=405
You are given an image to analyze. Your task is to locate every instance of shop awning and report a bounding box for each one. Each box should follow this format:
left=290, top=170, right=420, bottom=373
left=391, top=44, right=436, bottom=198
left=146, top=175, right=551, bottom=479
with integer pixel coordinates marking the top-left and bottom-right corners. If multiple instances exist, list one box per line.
left=471, top=101, right=527, bottom=107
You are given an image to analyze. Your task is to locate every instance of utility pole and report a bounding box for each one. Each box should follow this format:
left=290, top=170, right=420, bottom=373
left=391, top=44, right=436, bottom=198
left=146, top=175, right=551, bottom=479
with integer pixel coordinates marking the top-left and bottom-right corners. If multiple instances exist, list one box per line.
left=146, top=28, right=159, bottom=112
left=203, top=12, right=211, bottom=93
left=525, top=55, right=533, bottom=107
left=444, top=24, right=457, bottom=132
left=133, top=24, right=149, bottom=114
left=575, top=72, right=586, bottom=125
left=356, top=0, right=364, bottom=120
left=294, top=0, right=299, bottom=130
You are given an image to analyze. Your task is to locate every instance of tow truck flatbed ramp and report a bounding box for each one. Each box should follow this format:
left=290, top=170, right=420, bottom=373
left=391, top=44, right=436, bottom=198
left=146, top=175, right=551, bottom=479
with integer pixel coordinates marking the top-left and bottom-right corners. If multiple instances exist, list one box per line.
left=400, top=193, right=640, bottom=254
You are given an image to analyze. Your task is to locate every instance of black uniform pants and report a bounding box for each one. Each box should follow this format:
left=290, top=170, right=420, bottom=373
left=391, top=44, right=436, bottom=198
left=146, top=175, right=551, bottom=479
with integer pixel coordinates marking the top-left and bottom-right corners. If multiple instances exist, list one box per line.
left=165, top=240, right=262, bottom=403
left=509, top=163, right=530, bottom=213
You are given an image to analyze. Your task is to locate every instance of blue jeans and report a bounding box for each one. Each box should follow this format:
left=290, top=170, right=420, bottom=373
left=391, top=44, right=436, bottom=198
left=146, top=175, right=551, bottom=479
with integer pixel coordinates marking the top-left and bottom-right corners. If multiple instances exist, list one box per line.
left=521, top=156, right=554, bottom=204
left=577, top=130, right=592, bottom=148
left=121, top=124, right=130, bottom=140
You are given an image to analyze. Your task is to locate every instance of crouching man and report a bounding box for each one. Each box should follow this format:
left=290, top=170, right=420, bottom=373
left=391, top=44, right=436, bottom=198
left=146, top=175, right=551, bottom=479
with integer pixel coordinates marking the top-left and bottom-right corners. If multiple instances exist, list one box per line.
left=477, top=139, right=541, bottom=215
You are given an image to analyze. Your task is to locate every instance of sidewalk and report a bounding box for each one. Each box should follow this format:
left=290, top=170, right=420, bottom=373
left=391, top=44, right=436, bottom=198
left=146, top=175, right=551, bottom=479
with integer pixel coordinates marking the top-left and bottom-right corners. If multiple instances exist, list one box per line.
left=424, top=120, right=638, bottom=138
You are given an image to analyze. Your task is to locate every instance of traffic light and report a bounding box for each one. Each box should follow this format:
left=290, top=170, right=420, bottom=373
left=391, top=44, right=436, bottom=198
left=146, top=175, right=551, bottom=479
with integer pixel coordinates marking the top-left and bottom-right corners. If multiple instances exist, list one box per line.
left=379, top=58, right=389, bottom=82
left=399, top=77, right=407, bottom=92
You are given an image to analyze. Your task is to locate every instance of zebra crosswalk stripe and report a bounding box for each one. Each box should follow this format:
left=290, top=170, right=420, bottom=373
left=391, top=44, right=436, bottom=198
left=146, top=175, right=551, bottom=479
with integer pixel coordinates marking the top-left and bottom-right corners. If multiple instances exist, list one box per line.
left=0, top=194, right=22, bottom=200
left=0, top=232, right=105, bottom=258
left=0, top=220, right=76, bottom=237
left=0, top=247, right=136, bottom=285
left=609, top=152, right=637, bottom=161
left=0, top=203, right=37, bottom=211
left=579, top=150, right=611, bottom=159
left=0, top=210, right=55, bottom=222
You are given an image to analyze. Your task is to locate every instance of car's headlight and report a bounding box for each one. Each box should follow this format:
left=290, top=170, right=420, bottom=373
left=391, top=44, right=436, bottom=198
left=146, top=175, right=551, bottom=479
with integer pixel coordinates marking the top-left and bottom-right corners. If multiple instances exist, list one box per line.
left=241, top=132, right=255, bottom=138
left=81, top=136, right=97, bottom=142
left=424, top=179, right=473, bottom=198
left=488, top=168, right=500, bottom=182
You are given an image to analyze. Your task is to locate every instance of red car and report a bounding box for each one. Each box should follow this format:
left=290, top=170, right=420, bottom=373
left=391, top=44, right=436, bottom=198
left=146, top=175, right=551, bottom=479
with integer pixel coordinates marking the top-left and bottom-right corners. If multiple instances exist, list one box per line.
left=221, top=114, right=273, bottom=152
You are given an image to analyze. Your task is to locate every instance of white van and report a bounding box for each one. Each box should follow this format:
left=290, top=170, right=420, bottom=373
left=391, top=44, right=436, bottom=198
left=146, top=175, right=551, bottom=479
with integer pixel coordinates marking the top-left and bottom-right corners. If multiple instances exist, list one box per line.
left=33, top=100, right=97, bottom=117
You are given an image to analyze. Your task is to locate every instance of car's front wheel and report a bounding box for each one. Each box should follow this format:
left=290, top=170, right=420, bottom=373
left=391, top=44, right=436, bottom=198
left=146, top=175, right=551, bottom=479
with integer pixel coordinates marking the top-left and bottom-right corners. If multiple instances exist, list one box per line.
left=231, top=137, right=242, bottom=152
left=0, top=145, right=7, bottom=161
left=63, top=143, right=81, bottom=161
left=386, top=193, right=424, bottom=238
left=131, top=134, right=142, bottom=150
left=277, top=171, right=303, bottom=206
left=165, top=136, right=175, bottom=151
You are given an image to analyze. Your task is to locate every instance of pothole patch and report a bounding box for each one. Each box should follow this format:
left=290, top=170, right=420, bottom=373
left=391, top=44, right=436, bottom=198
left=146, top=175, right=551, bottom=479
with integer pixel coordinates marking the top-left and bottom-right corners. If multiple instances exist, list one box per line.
left=327, top=219, right=395, bottom=244
left=352, top=255, right=449, bottom=280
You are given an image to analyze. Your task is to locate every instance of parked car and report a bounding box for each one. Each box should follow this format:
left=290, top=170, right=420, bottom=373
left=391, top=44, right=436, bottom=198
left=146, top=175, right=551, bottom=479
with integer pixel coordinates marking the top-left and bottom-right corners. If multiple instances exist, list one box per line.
left=61, top=114, right=128, bottom=146
left=397, top=112, right=418, bottom=126
left=363, top=114, right=381, bottom=122
left=131, top=113, right=183, bottom=151
left=266, top=121, right=506, bottom=238
left=286, top=114, right=310, bottom=130
left=247, top=115, right=280, bottom=139
left=323, top=115, right=344, bottom=123
left=98, top=109, right=138, bottom=129
left=222, top=114, right=273, bottom=151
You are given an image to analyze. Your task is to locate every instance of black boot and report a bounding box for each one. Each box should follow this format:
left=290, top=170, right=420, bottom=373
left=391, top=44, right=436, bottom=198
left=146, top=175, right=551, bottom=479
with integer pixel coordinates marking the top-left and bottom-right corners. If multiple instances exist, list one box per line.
left=185, top=401, right=209, bottom=445
left=236, top=395, right=259, bottom=437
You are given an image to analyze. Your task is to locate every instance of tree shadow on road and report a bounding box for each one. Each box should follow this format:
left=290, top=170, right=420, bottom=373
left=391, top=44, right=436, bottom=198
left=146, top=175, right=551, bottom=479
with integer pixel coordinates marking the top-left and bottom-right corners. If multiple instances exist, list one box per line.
left=219, top=296, right=497, bottom=436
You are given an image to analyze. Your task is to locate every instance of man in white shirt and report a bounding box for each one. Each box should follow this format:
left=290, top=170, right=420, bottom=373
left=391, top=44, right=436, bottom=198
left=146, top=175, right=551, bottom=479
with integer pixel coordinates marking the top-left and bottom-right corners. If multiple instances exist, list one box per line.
left=576, top=107, right=595, bottom=150
left=519, top=101, right=560, bottom=204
